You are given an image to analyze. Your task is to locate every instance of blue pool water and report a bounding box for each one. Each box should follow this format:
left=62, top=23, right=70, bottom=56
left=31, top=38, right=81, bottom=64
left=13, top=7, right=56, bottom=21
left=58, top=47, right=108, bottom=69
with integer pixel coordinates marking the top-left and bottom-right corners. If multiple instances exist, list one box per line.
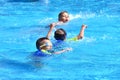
left=0, top=0, right=120, bottom=79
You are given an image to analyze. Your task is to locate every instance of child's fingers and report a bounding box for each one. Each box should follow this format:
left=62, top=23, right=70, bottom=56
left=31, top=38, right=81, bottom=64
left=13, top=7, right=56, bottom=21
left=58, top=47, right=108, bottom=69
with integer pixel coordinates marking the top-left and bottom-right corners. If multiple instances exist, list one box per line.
left=82, top=24, right=87, bottom=28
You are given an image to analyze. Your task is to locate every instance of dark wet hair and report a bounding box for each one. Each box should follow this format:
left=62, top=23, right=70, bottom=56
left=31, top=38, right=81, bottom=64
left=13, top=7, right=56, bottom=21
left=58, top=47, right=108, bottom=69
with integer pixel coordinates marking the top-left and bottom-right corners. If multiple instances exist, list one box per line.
left=36, top=37, right=49, bottom=50
left=54, top=28, right=67, bottom=41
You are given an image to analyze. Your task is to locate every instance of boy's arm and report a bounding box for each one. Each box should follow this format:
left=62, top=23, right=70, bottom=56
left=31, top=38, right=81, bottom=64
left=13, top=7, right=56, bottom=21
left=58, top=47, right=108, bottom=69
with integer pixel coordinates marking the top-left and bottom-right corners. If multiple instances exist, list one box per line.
left=67, top=24, right=87, bottom=41
left=46, top=21, right=64, bottom=38
left=77, top=24, right=87, bottom=40
left=46, top=23, right=56, bottom=38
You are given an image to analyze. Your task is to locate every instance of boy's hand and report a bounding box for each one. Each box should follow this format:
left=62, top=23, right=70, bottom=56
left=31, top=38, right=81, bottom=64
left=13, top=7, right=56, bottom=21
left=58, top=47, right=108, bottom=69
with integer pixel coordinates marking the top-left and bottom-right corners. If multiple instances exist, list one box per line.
left=82, top=24, right=87, bottom=28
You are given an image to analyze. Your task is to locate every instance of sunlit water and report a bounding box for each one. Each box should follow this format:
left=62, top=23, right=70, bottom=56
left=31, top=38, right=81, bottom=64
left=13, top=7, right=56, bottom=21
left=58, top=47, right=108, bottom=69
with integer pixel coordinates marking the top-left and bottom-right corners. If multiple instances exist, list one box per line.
left=0, top=0, right=120, bottom=80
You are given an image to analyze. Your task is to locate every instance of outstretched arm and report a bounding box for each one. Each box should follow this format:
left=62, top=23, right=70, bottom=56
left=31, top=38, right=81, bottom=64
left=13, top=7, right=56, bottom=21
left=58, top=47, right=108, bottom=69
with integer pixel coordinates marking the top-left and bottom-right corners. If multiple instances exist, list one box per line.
left=46, top=23, right=56, bottom=38
left=46, top=21, right=64, bottom=38
left=77, top=24, right=87, bottom=40
left=67, top=24, right=87, bottom=41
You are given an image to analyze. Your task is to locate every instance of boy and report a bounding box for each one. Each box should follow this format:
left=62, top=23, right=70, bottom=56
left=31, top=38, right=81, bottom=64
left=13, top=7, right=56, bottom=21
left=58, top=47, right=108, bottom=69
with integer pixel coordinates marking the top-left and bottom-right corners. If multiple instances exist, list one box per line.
left=33, top=37, right=71, bottom=57
left=46, top=11, right=70, bottom=38
left=29, top=37, right=71, bottom=68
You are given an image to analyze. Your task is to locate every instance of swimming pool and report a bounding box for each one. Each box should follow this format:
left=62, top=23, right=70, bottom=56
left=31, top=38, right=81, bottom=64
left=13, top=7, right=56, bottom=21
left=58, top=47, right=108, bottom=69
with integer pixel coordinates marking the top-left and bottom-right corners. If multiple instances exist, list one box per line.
left=0, top=0, right=120, bottom=79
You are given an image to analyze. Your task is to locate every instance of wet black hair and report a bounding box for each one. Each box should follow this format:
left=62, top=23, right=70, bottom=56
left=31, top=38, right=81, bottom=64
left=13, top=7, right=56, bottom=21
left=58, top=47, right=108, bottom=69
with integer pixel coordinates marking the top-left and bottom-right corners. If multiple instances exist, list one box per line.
left=36, top=37, right=49, bottom=50
left=54, top=28, right=67, bottom=41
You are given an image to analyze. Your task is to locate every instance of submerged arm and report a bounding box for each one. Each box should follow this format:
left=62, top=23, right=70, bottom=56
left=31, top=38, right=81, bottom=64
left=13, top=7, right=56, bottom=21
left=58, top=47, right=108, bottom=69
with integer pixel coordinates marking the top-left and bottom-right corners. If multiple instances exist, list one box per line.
left=54, top=48, right=72, bottom=54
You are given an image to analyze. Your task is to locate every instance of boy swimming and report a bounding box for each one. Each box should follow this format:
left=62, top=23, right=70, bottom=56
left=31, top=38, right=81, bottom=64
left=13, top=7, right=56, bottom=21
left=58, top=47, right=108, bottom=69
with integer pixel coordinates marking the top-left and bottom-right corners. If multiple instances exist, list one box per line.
left=46, top=11, right=70, bottom=38
left=33, top=37, right=72, bottom=57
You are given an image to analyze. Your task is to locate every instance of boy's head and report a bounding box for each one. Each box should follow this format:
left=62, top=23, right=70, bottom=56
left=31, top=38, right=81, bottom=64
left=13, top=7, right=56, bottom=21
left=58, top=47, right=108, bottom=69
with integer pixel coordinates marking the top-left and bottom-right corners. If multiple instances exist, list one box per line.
left=58, top=11, right=69, bottom=23
left=54, top=28, right=67, bottom=41
left=36, top=37, right=52, bottom=50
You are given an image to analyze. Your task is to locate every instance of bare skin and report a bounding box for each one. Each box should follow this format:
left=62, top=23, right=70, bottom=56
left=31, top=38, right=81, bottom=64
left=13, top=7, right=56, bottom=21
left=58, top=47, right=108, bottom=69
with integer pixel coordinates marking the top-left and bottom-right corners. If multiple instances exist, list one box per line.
left=39, top=39, right=71, bottom=54
left=77, top=24, right=87, bottom=40
left=46, top=11, right=69, bottom=38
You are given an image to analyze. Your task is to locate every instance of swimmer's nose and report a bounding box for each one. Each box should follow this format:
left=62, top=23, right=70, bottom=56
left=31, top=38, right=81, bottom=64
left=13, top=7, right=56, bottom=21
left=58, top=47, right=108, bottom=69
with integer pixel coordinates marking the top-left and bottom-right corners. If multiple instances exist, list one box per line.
left=66, top=18, right=69, bottom=22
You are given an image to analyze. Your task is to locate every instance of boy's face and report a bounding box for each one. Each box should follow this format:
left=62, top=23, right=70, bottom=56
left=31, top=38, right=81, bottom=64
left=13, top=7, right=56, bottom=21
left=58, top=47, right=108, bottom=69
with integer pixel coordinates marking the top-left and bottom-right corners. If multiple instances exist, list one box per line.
left=60, top=12, right=70, bottom=22
left=42, top=39, right=52, bottom=50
